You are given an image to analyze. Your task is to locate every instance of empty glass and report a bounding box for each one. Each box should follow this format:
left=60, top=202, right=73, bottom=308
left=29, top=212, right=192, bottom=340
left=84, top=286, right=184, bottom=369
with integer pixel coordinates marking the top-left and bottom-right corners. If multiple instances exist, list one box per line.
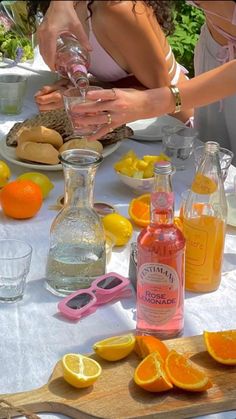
left=162, top=126, right=198, bottom=170
left=193, top=145, right=234, bottom=182
left=0, top=239, right=32, bottom=303
left=63, top=86, right=102, bottom=137
left=0, top=74, right=27, bottom=115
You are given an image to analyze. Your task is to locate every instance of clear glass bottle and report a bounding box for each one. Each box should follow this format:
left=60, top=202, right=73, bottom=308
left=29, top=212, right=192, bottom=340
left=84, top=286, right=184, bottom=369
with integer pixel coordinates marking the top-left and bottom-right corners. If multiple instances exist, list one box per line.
left=55, top=33, right=90, bottom=90
left=182, top=141, right=227, bottom=293
left=46, top=149, right=106, bottom=296
left=136, top=161, right=186, bottom=339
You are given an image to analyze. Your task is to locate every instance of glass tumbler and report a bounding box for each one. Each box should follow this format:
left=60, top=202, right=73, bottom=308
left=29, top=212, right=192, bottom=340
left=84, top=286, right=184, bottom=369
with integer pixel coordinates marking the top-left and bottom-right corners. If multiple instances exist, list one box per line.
left=63, top=86, right=102, bottom=137
left=46, top=149, right=106, bottom=296
left=0, top=239, right=32, bottom=303
left=0, top=74, right=27, bottom=115
left=162, top=126, right=198, bottom=170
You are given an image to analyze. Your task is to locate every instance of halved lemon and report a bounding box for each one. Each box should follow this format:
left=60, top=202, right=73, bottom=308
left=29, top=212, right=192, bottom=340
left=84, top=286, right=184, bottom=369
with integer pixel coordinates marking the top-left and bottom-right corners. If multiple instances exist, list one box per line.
left=93, top=334, right=135, bottom=361
left=62, top=353, right=102, bottom=388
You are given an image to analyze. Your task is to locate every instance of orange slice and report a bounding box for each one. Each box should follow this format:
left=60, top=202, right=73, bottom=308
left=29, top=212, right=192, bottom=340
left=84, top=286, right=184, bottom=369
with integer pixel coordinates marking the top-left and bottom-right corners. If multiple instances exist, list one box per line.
left=62, top=353, right=102, bottom=388
left=204, top=330, right=236, bottom=365
left=134, top=352, right=173, bottom=392
left=128, top=194, right=151, bottom=227
left=135, top=335, right=169, bottom=361
left=93, top=334, right=135, bottom=361
left=165, top=350, right=212, bottom=392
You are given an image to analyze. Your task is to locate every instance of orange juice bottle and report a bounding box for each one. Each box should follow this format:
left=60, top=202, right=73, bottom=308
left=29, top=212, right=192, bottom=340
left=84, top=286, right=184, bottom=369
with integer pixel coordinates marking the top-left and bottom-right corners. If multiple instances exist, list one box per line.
left=183, top=141, right=227, bottom=293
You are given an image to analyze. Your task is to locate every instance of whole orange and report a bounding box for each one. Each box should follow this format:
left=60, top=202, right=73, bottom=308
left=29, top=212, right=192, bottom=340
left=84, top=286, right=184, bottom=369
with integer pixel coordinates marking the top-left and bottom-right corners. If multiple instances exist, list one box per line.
left=0, top=179, right=43, bottom=219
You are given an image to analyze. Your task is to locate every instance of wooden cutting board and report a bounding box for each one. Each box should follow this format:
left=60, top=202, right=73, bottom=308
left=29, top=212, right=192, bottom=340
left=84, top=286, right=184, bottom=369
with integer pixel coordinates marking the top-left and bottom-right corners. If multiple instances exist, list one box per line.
left=0, top=334, right=236, bottom=419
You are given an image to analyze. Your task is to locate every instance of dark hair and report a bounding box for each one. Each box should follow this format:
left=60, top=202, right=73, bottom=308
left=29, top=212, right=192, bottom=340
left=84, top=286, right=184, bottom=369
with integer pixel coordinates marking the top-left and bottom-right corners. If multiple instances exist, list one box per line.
left=27, top=1, right=175, bottom=36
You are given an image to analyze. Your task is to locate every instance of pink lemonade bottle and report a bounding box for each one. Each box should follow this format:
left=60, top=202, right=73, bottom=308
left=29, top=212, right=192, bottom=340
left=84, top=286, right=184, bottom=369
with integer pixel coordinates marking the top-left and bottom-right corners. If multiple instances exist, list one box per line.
left=136, top=161, right=186, bottom=339
left=55, top=33, right=90, bottom=90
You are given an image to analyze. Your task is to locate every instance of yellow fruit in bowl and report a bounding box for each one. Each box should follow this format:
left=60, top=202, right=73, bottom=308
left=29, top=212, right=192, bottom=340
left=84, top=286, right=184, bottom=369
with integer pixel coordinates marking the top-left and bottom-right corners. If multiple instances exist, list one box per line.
left=102, top=213, right=133, bottom=246
left=0, top=160, right=11, bottom=187
left=17, top=172, right=54, bottom=199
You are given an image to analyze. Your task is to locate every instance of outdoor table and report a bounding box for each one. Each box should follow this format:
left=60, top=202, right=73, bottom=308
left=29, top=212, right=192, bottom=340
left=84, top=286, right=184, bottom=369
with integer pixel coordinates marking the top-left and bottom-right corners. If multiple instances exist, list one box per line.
left=0, top=61, right=235, bottom=419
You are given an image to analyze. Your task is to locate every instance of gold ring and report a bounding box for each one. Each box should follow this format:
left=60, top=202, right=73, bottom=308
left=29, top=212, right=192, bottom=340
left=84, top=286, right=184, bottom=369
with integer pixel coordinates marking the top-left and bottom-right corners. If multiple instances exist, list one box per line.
left=107, top=112, right=112, bottom=125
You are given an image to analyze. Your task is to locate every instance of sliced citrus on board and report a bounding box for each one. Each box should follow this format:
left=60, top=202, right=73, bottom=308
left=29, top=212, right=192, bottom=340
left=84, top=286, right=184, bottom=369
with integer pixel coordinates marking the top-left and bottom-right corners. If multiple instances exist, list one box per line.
left=62, top=353, right=102, bottom=388
left=93, top=334, right=135, bottom=361
left=134, top=352, right=173, bottom=392
left=204, top=330, right=236, bottom=365
left=135, top=335, right=169, bottom=360
left=128, top=194, right=151, bottom=227
left=165, top=350, right=212, bottom=392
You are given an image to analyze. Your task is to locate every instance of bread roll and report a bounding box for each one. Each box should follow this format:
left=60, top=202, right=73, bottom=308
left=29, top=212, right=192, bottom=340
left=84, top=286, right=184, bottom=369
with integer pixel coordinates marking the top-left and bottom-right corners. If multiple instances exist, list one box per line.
left=17, top=126, right=63, bottom=149
left=16, top=141, right=60, bottom=165
left=59, top=138, right=103, bottom=154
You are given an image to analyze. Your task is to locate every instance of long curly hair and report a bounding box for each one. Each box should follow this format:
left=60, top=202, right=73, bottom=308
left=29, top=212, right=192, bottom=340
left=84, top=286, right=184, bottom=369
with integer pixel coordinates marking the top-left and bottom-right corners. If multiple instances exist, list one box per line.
left=27, top=1, right=175, bottom=36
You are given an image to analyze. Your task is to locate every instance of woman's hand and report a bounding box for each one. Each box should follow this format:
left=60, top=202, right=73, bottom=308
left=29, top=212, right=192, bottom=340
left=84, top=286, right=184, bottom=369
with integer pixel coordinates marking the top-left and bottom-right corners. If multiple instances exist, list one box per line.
left=72, top=87, right=171, bottom=141
left=34, top=79, right=71, bottom=112
left=37, top=1, right=92, bottom=70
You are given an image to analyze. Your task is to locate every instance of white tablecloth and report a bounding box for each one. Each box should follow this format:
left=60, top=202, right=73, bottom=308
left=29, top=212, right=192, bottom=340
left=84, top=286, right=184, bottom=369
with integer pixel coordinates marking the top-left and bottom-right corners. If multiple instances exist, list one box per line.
left=0, top=62, right=236, bottom=419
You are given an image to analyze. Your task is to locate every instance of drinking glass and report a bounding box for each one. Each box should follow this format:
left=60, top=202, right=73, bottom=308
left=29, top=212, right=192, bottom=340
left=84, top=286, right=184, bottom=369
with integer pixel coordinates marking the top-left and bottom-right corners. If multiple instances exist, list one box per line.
left=193, top=145, right=234, bottom=182
left=63, top=86, right=102, bottom=137
left=0, top=239, right=32, bottom=303
left=0, top=74, right=27, bottom=115
left=162, top=126, right=198, bottom=170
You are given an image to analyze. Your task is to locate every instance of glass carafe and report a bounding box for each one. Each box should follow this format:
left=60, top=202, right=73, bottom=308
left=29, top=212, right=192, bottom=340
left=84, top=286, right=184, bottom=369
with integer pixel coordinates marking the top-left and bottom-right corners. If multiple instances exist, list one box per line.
left=46, top=149, right=106, bottom=296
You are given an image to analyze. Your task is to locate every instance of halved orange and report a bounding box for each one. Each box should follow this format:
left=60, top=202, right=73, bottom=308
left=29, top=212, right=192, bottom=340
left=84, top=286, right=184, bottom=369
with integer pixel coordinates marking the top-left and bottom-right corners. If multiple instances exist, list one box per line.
left=204, top=330, right=236, bottom=365
left=128, top=194, right=150, bottom=227
left=165, top=350, right=212, bottom=392
left=135, top=335, right=169, bottom=361
left=134, top=352, right=173, bottom=392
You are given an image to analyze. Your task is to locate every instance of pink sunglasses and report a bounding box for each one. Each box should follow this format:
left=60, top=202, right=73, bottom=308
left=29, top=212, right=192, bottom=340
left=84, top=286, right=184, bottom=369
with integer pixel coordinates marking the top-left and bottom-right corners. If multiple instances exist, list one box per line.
left=58, top=272, right=132, bottom=320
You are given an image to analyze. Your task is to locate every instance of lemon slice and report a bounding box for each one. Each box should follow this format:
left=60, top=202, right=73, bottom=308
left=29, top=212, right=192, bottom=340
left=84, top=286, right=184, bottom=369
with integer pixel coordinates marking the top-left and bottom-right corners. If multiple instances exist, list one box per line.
left=62, top=353, right=102, bottom=388
left=93, top=334, right=135, bottom=361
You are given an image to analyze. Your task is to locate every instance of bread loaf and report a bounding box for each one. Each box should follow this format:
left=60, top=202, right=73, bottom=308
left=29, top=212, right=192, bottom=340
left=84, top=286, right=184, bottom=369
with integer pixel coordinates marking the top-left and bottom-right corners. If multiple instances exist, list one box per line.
left=16, top=141, right=60, bottom=165
left=17, top=126, right=63, bottom=149
left=59, top=138, right=103, bottom=154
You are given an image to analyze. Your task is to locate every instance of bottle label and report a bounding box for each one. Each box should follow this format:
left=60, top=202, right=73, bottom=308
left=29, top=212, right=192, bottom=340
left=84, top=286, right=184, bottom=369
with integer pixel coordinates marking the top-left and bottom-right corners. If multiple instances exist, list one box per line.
left=191, top=173, right=217, bottom=195
left=184, top=221, right=207, bottom=266
left=137, top=263, right=179, bottom=325
left=70, top=63, right=87, bottom=75
left=151, top=192, right=174, bottom=209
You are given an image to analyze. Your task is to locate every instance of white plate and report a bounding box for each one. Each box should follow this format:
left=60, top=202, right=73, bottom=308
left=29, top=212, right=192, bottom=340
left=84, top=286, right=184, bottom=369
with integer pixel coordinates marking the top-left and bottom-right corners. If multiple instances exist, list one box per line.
left=226, top=193, right=236, bottom=227
left=128, top=115, right=186, bottom=142
left=0, top=138, right=122, bottom=171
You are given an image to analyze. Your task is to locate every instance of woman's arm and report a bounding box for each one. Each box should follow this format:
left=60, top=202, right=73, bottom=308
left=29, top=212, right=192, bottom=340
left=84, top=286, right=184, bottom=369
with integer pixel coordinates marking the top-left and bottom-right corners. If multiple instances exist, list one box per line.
left=73, top=60, right=236, bottom=140
left=37, top=0, right=91, bottom=70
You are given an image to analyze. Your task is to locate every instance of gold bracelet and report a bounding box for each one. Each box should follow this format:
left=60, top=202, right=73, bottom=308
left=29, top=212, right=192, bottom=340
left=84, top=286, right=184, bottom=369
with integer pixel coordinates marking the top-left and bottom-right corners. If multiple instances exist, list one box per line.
left=169, top=85, right=181, bottom=113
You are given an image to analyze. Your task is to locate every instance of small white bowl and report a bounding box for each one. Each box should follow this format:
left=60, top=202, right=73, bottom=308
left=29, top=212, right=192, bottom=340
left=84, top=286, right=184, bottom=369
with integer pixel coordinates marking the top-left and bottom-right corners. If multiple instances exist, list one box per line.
left=116, top=171, right=154, bottom=193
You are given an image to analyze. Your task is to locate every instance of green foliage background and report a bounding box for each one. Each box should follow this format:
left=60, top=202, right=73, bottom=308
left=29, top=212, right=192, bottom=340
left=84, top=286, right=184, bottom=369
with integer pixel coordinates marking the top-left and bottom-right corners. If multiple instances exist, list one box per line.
left=168, top=0, right=205, bottom=77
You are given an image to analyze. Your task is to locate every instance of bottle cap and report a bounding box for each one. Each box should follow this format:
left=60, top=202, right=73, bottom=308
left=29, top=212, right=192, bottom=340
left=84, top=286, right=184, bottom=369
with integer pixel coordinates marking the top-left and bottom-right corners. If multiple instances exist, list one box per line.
left=154, top=161, right=175, bottom=175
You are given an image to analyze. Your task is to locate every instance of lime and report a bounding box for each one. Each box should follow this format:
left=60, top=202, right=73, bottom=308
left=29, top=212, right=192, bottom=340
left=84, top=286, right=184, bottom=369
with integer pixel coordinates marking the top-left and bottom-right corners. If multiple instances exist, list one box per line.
left=0, top=160, right=11, bottom=187
left=17, top=172, right=54, bottom=199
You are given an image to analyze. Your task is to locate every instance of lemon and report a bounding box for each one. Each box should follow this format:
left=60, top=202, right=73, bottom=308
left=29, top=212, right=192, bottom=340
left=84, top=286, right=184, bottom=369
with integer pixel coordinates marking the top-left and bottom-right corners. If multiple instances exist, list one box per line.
left=102, top=213, right=133, bottom=246
left=93, top=334, right=136, bottom=361
left=0, top=160, right=11, bottom=187
left=62, top=353, right=102, bottom=388
left=17, top=172, right=54, bottom=199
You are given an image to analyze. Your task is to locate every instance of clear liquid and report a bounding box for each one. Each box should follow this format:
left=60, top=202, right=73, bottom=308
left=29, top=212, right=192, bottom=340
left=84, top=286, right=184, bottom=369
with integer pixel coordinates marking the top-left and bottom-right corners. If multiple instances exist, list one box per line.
left=163, top=145, right=193, bottom=170
left=46, top=243, right=106, bottom=296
